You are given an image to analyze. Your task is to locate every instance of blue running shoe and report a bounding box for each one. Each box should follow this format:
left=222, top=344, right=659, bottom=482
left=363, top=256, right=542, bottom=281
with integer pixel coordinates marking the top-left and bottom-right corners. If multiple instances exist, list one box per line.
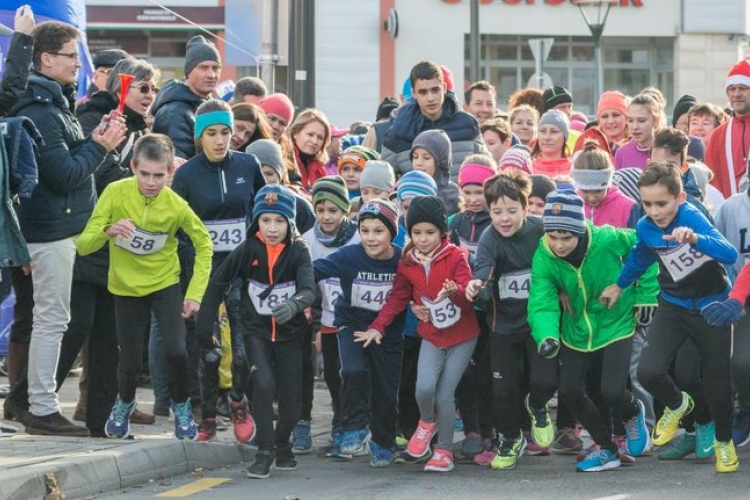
left=324, top=433, right=346, bottom=459
left=576, top=447, right=621, bottom=472
left=340, top=428, right=371, bottom=456
left=732, top=408, right=750, bottom=448
left=369, top=440, right=394, bottom=467
left=625, top=399, right=651, bottom=456
left=171, top=398, right=198, bottom=441
left=292, top=420, right=312, bottom=454
left=695, top=421, right=715, bottom=460
left=105, top=396, right=135, bottom=439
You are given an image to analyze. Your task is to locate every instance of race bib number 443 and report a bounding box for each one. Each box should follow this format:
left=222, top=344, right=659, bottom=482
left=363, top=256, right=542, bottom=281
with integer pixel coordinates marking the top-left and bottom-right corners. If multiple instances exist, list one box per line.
left=248, top=280, right=296, bottom=315
left=351, top=280, right=392, bottom=312
left=657, top=244, right=712, bottom=282
left=114, top=226, right=168, bottom=255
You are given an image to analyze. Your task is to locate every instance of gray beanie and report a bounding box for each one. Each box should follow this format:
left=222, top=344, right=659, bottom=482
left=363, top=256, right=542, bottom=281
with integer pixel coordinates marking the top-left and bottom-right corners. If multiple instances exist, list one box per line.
left=539, top=110, right=571, bottom=142
left=246, top=139, right=285, bottom=180
left=360, top=160, right=396, bottom=192
left=411, top=129, right=452, bottom=173
left=184, top=36, right=221, bottom=76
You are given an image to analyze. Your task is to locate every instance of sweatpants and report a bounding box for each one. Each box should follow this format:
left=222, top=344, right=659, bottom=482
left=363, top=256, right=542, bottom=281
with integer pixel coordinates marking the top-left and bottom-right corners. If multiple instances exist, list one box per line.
left=490, top=332, right=558, bottom=440
left=398, top=335, right=422, bottom=438
left=321, top=331, right=343, bottom=436
left=246, top=334, right=303, bottom=452
left=337, top=326, right=403, bottom=450
left=416, top=337, right=477, bottom=450
left=559, top=336, right=639, bottom=454
left=114, top=284, right=189, bottom=404
left=638, top=300, right=732, bottom=442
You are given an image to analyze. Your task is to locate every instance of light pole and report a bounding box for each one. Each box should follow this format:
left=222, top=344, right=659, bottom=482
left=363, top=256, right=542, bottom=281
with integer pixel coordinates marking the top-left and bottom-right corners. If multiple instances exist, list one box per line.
left=574, top=0, right=614, bottom=100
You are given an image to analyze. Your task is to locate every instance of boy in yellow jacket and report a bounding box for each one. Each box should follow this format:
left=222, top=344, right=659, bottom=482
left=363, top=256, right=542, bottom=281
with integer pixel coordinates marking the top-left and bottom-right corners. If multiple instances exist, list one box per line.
left=77, top=134, right=213, bottom=440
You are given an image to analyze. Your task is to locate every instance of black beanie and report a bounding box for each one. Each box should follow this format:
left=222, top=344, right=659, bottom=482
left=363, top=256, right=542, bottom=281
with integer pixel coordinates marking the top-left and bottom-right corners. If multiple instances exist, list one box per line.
left=376, top=97, right=398, bottom=121
left=542, top=85, right=573, bottom=113
left=406, top=196, right=448, bottom=235
left=672, top=95, right=697, bottom=127
left=530, top=174, right=557, bottom=201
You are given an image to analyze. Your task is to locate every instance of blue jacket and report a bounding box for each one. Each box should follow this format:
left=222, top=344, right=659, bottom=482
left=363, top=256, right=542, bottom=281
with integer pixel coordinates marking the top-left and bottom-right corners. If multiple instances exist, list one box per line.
left=151, top=80, right=205, bottom=160
left=617, top=202, right=736, bottom=310
left=12, top=73, right=108, bottom=243
left=381, top=91, right=485, bottom=182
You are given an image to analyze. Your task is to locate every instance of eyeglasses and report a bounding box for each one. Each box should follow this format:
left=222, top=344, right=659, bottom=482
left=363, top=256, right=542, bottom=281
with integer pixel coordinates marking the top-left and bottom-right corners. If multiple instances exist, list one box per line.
left=49, top=51, right=79, bottom=61
left=129, top=84, right=160, bottom=95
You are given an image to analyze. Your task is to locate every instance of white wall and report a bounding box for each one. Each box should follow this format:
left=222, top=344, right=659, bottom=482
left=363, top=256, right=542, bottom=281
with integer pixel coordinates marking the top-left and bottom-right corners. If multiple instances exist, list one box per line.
left=315, top=0, right=381, bottom=128
left=683, top=0, right=748, bottom=35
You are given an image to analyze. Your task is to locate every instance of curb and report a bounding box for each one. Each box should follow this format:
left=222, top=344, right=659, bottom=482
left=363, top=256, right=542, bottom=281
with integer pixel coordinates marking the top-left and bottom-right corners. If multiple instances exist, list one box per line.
left=0, top=440, right=246, bottom=500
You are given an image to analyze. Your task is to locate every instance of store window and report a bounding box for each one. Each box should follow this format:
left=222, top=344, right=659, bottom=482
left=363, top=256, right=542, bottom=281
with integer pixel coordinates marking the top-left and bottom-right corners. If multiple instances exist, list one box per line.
left=468, top=35, right=674, bottom=116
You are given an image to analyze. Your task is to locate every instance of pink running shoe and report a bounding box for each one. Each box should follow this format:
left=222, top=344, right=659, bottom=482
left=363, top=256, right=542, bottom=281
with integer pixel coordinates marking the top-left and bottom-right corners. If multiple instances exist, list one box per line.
left=613, top=434, right=636, bottom=465
left=524, top=431, right=550, bottom=456
left=424, top=448, right=454, bottom=472
left=407, top=419, right=438, bottom=458
left=473, top=447, right=497, bottom=466
left=230, top=397, right=256, bottom=443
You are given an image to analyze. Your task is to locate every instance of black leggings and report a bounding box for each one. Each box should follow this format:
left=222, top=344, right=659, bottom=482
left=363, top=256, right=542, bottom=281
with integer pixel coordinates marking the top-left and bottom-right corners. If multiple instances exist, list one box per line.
left=559, top=336, right=638, bottom=454
left=321, top=331, right=343, bottom=435
left=246, top=334, right=303, bottom=452
left=114, top=284, right=189, bottom=404
left=638, top=300, right=733, bottom=442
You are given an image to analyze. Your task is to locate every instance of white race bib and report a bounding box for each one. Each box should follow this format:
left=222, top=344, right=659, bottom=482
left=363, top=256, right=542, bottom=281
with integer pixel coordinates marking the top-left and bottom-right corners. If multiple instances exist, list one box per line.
left=351, top=280, right=392, bottom=312
left=205, top=218, right=245, bottom=252
left=657, top=244, right=712, bottom=282
left=247, top=280, right=296, bottom=316
left=498, top=269, right=531, bottom=300
left=422, top=296, right=461, bottom=329
left=321, top=278, right=343, bottom=312
left=114, top=226, right=168, bottom=255
left=459, top=236, right=479, bottom=257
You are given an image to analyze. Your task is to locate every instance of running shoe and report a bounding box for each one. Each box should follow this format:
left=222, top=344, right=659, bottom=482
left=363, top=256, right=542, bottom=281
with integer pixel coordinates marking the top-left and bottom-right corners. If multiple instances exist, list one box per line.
left=424, top=448, right=454, bottom=472
left=624, top=399, right=650, bottom=456
left=196, top=418, right=217, bottom=442
left=552, top=427, right=583, bottom=454
left=715, top=439, right=739, bottom=473
left=340, top=428, right=371, bottom=456
left=369, top=440, right=394, bottom=467
left=576, top=447, right=621, bottom=472
left=246, top=450, right=274, bottom=479
left=461, top=432, right=484, bottom=459
left=490, top=434, right=526, bottom=470
left=230, top=397, right=256, bottom=444
left=525, top=395, right=554, bottom=448
left=105, top=396, right=135, bottom=439
left=613, top=435, right=636, bottom=465
left=524, top=431, right=550, bottom=456
left=275, top=445, right=297, bottom=471
left=652, top=391, right=694, bottom=446
left=694, top=421, right=715, bottom=460
left=732, top=408, right=750, bottom=448
left=657, top=433, right=696, bottom=460
left=407, top=419, right=438, bottom=458
left=171, top=398, right=198, bottom=441
left=292, top=420, right=313, bottom=454
left=395, top=433, right=409, bottom=449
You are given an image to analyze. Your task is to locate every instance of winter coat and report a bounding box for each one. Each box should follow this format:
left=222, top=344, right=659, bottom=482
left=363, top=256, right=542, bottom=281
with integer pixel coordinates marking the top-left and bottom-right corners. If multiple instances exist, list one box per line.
left=584, top=185, right=635, bottom=228
left=151, top=79, right=205, bottom=160
left=0, top=32, right=33, bottom=116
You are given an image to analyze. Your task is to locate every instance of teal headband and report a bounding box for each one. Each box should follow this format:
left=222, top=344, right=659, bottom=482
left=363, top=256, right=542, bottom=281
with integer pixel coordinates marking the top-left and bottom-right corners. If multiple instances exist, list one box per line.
left=194, top=111, right=234, bottom=139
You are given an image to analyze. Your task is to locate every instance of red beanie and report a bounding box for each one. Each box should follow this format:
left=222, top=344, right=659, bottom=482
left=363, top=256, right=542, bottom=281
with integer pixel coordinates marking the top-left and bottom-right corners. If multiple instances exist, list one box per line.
left=458, top=163, right=496, bottom=187
left=259, top=93, right=295, bottom=124
left=726, top=60, right=750, bottom=89
left=596, top=91, right=628, bottom=120
left=441, top=65, right=455, bottom=92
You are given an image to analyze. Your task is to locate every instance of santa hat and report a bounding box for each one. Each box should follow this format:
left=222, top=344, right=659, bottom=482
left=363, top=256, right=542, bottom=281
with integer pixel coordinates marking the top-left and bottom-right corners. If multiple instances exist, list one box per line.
left=726, top=60, right=750, bottom=89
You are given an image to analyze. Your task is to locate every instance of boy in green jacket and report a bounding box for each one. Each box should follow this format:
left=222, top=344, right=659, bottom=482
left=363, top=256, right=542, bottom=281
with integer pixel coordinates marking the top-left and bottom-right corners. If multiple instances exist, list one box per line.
left=528, top=190, right=657, bottom=472
left=77, top=134, right=213, bottom=441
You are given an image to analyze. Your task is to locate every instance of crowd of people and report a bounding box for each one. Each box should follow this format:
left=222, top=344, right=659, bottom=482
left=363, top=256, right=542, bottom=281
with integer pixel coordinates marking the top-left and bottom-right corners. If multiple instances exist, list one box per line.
left=3, top=4, right=750, bottom=481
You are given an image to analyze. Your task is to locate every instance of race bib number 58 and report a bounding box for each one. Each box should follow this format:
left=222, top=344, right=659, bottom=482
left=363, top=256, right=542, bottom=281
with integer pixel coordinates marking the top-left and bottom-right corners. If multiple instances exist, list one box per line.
left=114, top=226, right=168, bottom=255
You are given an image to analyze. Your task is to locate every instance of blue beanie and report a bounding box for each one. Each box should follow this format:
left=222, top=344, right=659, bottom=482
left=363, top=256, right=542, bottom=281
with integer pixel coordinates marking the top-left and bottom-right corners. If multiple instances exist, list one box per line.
left=252, top=185, right=297, bottom=229
left=397, top=171, right=438, bottom=202
left=543, top=190, right=586, bottom=236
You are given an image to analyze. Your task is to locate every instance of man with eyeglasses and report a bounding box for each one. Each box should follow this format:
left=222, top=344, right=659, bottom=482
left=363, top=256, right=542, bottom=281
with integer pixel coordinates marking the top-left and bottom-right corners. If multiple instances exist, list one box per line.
left=77, top=48, right=128, bottom=106
left=10, top=21, right=126, bottom=436
left=152, top=35, right=221, bottom=161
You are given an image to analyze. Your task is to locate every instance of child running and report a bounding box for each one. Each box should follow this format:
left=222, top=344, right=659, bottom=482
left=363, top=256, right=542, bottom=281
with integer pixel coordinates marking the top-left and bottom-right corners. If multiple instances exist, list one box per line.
left=600, top=160, right=739, bottom=473
left=76, top=134, right=213, bottom=441
left=529, top=189, right=654, bottom=472
left=360, top=196, right=480, bottom=472
left=195, top=184, right=316, bottom=479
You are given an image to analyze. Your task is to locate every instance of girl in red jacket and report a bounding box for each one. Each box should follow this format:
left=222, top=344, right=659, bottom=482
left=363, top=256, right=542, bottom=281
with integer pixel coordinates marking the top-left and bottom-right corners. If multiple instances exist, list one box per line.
left=358, top=196, right=479, bottom=473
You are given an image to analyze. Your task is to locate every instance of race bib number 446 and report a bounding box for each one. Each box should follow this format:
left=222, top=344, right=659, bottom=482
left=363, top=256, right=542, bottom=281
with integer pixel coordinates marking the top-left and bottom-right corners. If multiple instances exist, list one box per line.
left=351, top=280, right=392, bottom=312
left=657, top=244, right=712, bottom=282
left=248, top=280, right=296, bottom=315
left=114, top=226, right=168, bottom=255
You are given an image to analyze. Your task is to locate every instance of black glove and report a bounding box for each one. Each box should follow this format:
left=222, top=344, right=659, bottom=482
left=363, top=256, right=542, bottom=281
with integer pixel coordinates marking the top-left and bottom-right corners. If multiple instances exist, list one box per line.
left=272, top=300, right=300, bottom=324
left=635, top=306, right=656, bottom=327
left=538, top=338, right=560, bottom=359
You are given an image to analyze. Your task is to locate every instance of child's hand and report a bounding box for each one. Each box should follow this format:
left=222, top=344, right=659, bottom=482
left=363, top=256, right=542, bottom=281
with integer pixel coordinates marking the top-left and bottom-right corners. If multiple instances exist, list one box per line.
left=182, top=299, right=200, bottom=318
left=271, top=301, right=299, bottom=324
left=410, top=301, right=430, bottom=322
left=599, top=284, right=622, bottom=309
left=701, top=299, right=745, bottom=326
left=106, top=218, right=136, bottom=239
left=465, top=279, right=483, bottom=302
left=354, top=329, right=382, bottom=347
left=436, top=279, right=457, bottom=301
left=663, top=226, right=697, bottom=245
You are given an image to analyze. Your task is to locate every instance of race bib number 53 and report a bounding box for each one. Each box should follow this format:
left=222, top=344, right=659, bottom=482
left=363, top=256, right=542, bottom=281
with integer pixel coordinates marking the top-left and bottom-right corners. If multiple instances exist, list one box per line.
left=351, top=280, right=392, bottom=312
left=422, top=296, right=461, bottom=329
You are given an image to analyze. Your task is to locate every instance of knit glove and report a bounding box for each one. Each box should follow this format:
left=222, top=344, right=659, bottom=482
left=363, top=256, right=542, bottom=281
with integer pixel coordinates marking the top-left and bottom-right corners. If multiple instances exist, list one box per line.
left=635, top=306, right=656, bottom=327
left=538, top=338, right=560, bottom=359
left=272, top=300, right=300, bottom=325
left=701, top=299, right=745, bottom=327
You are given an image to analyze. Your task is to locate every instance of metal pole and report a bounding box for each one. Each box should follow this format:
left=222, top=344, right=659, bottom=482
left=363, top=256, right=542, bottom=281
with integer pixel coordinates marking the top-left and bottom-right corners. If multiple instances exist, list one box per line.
left=470, top=0, right=480, bottom=82
left=594, top=38, right=603, bottom=98
left=260, top=0, right=277, bottom=91
left=303, top=0, right=315, bottom=108
left=286, top=0, right=297, bottom=102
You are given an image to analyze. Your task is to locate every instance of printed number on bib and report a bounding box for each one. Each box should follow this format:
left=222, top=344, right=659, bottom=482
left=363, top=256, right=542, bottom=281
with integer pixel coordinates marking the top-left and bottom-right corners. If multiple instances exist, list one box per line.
left=114, top=226, right=168, bottom=255
left=657, top=244, right=712, bottom=282
left=247, top=280, right=296, bottom=316
left=351, top=280, right=392, bottom=312
left=321, top=278, right=343, bottom=312
left=498, top=270, right=531, bottom=300
left=459, top=237, right=479, bottom=257
left=205, top=218, right=245, bottom=252
left=422, top=296, right=461, bottom=329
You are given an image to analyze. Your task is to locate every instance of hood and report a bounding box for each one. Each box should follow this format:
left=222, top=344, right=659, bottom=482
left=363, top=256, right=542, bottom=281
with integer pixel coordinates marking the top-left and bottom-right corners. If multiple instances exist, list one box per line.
left=597, top=185, right=632, bottom=209
left=150, top=79, right=204, bottom=115
left=389, top=91, right=461, bottom=142
left=12, top=73, right=76, bottom=115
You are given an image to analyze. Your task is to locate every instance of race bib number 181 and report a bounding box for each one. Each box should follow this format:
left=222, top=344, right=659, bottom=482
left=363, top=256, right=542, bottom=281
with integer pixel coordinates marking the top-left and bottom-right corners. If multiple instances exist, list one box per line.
left=247, top=280, right=296, bottom=316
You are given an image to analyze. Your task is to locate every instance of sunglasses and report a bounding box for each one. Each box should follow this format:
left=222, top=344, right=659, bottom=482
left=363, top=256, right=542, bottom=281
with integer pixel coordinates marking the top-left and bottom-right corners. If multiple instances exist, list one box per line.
left=129, top=84, right=159, bottom=95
